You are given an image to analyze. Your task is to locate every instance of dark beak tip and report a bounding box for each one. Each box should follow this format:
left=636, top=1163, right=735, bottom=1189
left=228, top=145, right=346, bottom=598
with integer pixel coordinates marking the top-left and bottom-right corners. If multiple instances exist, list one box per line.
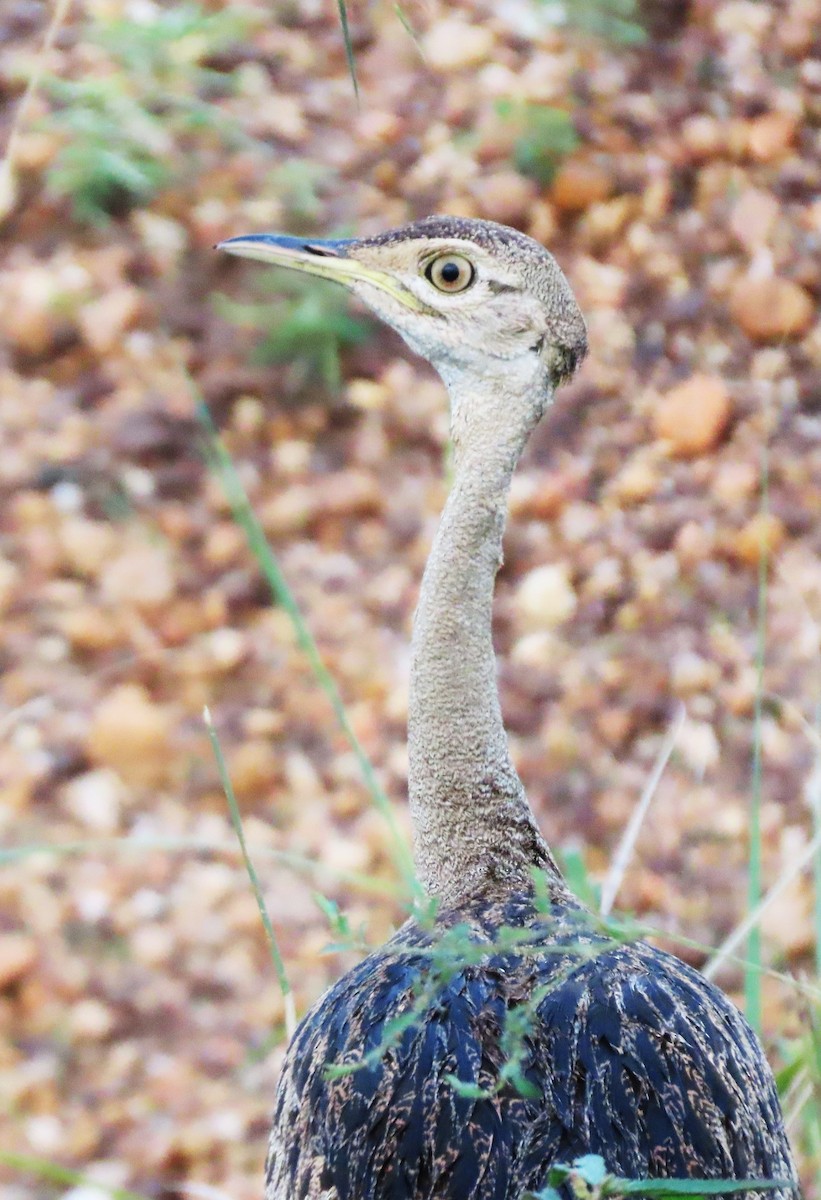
left=213, top=233, right=353, bottom=258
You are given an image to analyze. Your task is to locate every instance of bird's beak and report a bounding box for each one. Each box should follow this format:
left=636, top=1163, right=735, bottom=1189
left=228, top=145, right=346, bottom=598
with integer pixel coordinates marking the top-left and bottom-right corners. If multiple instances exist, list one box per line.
left=217, top=233, right=431, bottom=313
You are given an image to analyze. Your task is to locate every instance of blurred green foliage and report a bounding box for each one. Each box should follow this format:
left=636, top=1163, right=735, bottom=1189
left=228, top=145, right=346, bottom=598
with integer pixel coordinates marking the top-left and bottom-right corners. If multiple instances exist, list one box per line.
left=523, top=1153, right=792, bottom=1199
left=496, top=101, right=580, bottom=186
left=776, top=1004, right=821, bottom=1178
left=213, top=273, right=372, bottom=392
left=266, top=160, right=335, bottom=229
left=555, top=0, right=648, bottom=46
left=43, top=1, right=255, bottom=223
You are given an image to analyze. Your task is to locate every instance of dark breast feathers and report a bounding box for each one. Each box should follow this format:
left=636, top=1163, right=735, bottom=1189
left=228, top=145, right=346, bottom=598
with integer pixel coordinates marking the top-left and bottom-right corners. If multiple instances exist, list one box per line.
left=265, top=900, right=797, bottom=1200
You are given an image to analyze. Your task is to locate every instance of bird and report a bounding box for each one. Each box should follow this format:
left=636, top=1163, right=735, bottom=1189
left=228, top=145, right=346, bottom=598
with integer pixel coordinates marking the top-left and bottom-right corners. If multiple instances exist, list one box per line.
left=217, top=216, right=798, bottom=1200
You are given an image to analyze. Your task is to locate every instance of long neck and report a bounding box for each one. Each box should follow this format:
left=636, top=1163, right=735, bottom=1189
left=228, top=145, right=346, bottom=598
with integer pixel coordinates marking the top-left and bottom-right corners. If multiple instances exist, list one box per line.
left=408, top=379, right=570, bottom=907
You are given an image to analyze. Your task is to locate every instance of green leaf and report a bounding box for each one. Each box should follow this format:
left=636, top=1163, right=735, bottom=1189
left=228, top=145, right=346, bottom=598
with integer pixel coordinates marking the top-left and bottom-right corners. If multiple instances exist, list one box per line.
left=614, top=1177, right=795, bottom=1197
left=313, top=893, right=352, bottom=939
left=444, top=1074, right=491, bottom=1100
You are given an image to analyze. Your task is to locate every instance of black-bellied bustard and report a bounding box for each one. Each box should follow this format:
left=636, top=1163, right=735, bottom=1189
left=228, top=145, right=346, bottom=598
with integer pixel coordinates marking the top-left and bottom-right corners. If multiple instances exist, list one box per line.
left=218, top=217, right=798, bottom=1200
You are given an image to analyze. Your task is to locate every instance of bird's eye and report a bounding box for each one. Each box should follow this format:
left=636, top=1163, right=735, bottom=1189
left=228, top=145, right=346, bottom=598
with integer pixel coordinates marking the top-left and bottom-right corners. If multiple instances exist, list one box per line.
left=424, top=254, right=475, bottom=293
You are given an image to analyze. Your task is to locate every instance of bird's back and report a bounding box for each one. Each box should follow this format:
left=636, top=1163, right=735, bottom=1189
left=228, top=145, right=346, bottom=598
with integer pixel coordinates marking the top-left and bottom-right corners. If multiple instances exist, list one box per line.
left=265, top=897, right=797, bottom=1200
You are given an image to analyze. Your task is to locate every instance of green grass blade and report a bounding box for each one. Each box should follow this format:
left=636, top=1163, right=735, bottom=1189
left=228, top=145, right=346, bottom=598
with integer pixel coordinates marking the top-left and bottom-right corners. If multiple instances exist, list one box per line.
left=705, top=825, right=821, bottom=986
left=204, top=706, right=296, bottom=1038
left=335, top=0, right=359, bottom=100
left=0, top=1152, right=150, bottom=1200
left=0, top=836, right=403, bottom=897
left=0, top=837, right=398, bottom=896
left=393, top=4, right=425, bottom=58
left=614, top=1178, right=794, bottom=1197
left=813, top=699, right=821, bottom=979
left=746, top=443, right=770, bottom=1034
left=194, top=400, right=420, bottom=899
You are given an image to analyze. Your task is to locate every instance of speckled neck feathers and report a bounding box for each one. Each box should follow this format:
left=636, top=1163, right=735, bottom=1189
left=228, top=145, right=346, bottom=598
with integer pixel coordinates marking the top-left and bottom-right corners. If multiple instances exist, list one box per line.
left=408, top=372, right=571, bottom=907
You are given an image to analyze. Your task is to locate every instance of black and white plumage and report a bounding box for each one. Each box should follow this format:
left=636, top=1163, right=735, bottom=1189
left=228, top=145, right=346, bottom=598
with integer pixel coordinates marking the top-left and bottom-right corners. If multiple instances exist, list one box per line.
left=266, top=897, right=795, bottom=1199
left=218, top=218, right=799, bottom=1200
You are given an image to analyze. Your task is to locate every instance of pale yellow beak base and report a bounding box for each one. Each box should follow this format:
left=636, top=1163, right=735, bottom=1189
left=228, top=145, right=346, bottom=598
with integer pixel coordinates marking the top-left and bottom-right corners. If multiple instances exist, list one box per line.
left=217, top=233, right=431, bottom=313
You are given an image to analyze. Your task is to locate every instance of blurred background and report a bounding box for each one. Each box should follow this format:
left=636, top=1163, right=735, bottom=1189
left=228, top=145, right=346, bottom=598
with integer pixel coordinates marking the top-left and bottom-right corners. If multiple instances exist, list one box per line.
left=1, top=0, right=820, bottom=1196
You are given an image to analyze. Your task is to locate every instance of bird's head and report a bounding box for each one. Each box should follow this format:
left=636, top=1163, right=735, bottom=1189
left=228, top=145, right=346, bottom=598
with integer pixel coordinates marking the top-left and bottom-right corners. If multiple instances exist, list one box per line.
left=218, top=215, right=587, bottom=447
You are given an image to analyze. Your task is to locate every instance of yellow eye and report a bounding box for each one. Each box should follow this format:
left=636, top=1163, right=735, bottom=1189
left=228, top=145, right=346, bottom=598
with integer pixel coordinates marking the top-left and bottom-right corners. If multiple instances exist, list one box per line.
left=424, top=253, right=475, bottom=293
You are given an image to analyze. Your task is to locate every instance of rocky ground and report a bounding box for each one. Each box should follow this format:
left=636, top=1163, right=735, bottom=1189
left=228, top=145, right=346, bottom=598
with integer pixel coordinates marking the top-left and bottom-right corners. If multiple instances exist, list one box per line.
left=1, top=0, right=820, bottom=1196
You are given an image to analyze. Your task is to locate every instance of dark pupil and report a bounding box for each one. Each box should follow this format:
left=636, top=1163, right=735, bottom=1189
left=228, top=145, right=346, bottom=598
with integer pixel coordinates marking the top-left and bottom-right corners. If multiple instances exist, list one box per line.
left=440, top=261, right=461, bottom=283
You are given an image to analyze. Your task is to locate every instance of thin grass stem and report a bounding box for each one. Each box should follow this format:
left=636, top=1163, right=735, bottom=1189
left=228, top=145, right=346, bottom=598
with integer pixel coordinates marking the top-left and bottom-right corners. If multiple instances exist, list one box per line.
left=600, top=703, right=685, bottom=916
left=0, top=0, right=74, bottom=221
left=0, top=1152, right=150, bottom=1200
left=745, top=441, right=770, bottom=1034
left=0, top=837, right=404, bottom=898
left=813, top=699, right=821, bottom=981
left=335, top=0, right=359, bottom=100
left=705, top=826, right=821, bottom=984
left=194, top=398, right=419, bottom=899
left=204, top=706, right=296, bottom=1037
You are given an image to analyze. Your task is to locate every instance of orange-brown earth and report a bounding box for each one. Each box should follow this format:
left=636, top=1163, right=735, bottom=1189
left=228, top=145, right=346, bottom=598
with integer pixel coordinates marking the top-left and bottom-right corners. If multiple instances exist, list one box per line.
left=1, top=1, right=820, bottom=1196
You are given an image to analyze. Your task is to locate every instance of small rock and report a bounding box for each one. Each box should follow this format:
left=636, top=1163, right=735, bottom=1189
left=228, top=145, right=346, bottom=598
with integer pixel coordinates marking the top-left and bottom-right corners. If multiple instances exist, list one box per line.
left=760, top=874, right=813, bottom=957
left=0, top=554, right=20, bottom=616
left=249, top=94, right=307, bottom=143
left=201, top=522, right=245, bottom=568
left=229, top=739, right=280, bottom=805
left=729, top=189, right=779, bottom=252
left=25, top=1114, right=64, bottom=1154
left=78, top=286, right=143, bottom=355
left=100, top=539, right=176, bottom=609
left=207, top=627, right=248, bottom=671
left=422, top=19, right=494, bottom=71
left=583, top=557, right=624, bottom=600
left=317, top=471, right=382, bottom=519
left=713, top=460, right=758, bottom=506
left=676, top=523, right=715, bottom=564
left=680, top=115, right=725, bottom=161
left=59, top=518, right=118, bottom=579
left=347, top=379, right=390, bottom=411
left=131, top=923, right=175, bottom=966
left=471, top=171, right=537, bottom=225
left=677, top=719, right=721, bottom=775
left=132, top=210, right=187, bottom=273
left=0, top=264, right=67, bottom=356
left=514, top=564, right=577, bottom=630
left=551, top=160, right=613, bottom=213
left=0, top=933, right=37, bottom=989
left=527, top=201, right=558, bottom=244
left=729, top=276, right=814, bottom=341
left=610, top=456, right=659, bottom=504
left=69, top=997, right=115, bottom=1040
left=354, top=110, right=401, bottom=147
left=262, top=486, right=314, bottom=536
left=671, top=651, right=721, bottom=695
left=653, top=375, right=731, bottom=457
left=732, top=512, right=785, bottom=565
left=87, top=685, right=173, bottom=788
left=746, top=112, right=797, bottom=162
left=580, top=196, right=635, bottom=248
left=596, top=706, right=634, bottom=748
left=63, top=769, right=126, bottom=832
